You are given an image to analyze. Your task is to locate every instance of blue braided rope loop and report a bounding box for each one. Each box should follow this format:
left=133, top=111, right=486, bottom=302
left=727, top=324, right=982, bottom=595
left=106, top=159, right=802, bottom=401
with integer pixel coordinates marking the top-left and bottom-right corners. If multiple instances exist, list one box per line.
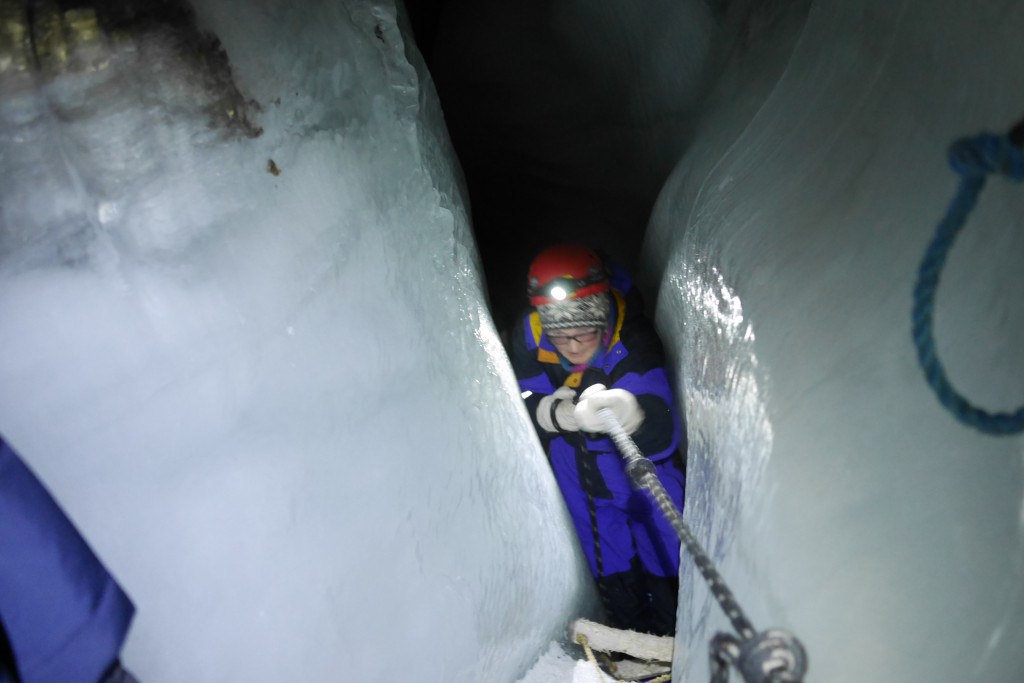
left=911, top=132, right=1024, bottom=435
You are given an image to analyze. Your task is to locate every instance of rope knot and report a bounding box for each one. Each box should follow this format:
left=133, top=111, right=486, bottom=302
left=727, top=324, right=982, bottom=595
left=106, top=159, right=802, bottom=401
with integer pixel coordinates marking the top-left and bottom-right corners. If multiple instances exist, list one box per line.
left=913, top=123, right=1024, bottom=436
left=948, top=134, right=1024, bottom=180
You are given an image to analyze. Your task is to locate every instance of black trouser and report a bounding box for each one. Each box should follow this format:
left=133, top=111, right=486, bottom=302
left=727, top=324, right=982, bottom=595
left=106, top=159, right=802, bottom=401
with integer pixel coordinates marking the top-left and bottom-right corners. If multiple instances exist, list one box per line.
left=101, top=661, right=141, bottom=683
left=595, top=558, right=679, bottom=637
left=0, top=622, right=16, bottom=683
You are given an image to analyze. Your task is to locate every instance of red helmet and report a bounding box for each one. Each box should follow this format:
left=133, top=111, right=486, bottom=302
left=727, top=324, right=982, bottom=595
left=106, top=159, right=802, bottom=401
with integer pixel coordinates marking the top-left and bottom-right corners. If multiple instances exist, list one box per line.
left=527, top=244, right=609, bottom=306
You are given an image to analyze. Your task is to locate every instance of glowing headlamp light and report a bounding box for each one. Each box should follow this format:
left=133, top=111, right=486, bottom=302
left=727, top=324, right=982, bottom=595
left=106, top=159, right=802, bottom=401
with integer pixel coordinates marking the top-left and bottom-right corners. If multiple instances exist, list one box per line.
left=527, top=271, right=609, bottom=306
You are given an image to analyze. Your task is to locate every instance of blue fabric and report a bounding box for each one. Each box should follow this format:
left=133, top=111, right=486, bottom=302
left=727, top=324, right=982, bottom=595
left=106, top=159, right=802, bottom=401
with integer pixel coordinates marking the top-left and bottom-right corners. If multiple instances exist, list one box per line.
left=510, top=267, right=688, bottom=582
left=552, top=444, right=686, bottom=577
left=0, top=436, right=135, bottom=683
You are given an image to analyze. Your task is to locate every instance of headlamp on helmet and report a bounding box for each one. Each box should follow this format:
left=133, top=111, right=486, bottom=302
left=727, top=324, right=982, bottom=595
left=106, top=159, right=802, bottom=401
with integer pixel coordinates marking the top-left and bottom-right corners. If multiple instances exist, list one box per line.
left=527, top=244, right=610, bottom=306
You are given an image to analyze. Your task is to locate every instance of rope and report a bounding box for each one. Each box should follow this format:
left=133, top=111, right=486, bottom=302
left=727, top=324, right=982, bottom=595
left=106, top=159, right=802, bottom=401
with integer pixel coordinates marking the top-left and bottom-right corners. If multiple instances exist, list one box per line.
left=911, top=120, right=1024, bottom=435
left=576, top=633, right=611, bottom=680
left=597, top=408, right=808, bottom=683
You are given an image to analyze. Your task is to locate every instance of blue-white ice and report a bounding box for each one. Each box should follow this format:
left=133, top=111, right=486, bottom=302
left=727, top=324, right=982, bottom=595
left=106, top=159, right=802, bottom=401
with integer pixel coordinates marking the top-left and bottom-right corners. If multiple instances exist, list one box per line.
left=1, top=2, right=589, bottom=680
left=1, top=1, right=1022, bottom=683
left=644, top=2, right=1024, bottom=681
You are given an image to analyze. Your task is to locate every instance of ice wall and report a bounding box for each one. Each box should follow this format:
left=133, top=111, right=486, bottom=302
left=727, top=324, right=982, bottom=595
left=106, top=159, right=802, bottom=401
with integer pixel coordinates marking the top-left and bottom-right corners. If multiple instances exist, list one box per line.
left=0, top=1, right=594, bottom=680
left=645, top=1, right=1024, bottom=681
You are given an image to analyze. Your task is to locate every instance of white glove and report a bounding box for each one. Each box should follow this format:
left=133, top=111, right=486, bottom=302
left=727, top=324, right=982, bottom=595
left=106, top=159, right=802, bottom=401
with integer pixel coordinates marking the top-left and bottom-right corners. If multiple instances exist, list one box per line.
left=574, top=384, right=645, bottom=435
left=536, top=386, right=579, bottom=433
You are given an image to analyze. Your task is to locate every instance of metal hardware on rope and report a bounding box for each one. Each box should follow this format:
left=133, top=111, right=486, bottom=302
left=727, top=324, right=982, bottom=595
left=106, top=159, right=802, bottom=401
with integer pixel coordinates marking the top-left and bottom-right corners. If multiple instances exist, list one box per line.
left=597, top=408, right=808, bottom=683
left=911, top=116, right=1024, bottom=435
left=710, top=631, right=807, bottom=683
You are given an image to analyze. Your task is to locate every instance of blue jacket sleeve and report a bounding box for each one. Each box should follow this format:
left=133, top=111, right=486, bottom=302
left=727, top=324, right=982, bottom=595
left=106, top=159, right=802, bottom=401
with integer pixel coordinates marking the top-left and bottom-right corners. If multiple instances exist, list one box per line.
left=0, top=436, right=135, bottom=683
left=509, top=311, right=558, bottom=434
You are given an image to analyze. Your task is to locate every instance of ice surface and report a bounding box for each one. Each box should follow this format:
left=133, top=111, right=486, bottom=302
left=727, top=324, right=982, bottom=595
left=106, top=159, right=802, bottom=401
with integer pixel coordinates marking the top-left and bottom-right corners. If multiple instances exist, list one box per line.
left=2, top=0, right=1022, bottom=682
left=512, top=642, right=621, bottom=683
left=0, top=1, right=592, bottom=681
left=645, top=1, right=1024, bottom=682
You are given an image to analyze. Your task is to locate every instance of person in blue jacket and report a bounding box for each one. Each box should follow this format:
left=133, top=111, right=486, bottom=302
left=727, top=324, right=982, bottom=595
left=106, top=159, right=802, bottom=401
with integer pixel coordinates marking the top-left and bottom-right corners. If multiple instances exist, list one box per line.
left=509, top=244, right=688, bottom=636
left=0, top=435, right=139, bottom=683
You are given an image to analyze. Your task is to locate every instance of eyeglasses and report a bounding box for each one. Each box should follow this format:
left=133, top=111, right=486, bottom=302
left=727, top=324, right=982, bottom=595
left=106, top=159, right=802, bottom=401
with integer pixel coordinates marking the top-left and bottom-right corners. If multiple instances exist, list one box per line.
left=547, top=330, right=601, bottom=346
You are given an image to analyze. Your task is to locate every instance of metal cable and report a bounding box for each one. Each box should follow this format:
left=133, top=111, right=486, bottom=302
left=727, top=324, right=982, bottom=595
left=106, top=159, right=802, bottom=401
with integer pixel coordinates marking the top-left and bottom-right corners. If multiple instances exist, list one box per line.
left=596, top=407, right=807, bottom=683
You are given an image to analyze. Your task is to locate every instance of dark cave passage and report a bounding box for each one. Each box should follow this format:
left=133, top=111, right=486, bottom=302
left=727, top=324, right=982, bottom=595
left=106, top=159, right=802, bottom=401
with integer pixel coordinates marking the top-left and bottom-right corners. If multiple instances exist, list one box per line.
left=401, top=0, right=736, bottom=330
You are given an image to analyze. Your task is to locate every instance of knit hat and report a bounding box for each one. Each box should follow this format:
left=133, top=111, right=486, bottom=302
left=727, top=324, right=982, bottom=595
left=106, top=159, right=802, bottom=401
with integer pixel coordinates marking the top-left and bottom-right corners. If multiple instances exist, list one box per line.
left=537, top=292, right=611, bottom=332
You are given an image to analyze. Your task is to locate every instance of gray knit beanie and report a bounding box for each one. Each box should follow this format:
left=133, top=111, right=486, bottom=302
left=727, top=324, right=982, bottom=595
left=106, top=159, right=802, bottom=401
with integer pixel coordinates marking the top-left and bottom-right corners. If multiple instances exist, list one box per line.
left=537, top=292, right=611, bottom=332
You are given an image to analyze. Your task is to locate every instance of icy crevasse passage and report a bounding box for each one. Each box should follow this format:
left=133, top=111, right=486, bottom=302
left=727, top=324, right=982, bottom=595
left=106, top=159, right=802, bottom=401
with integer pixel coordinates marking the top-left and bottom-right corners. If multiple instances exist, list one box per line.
left=1, top=0, right=1022, bottom=681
